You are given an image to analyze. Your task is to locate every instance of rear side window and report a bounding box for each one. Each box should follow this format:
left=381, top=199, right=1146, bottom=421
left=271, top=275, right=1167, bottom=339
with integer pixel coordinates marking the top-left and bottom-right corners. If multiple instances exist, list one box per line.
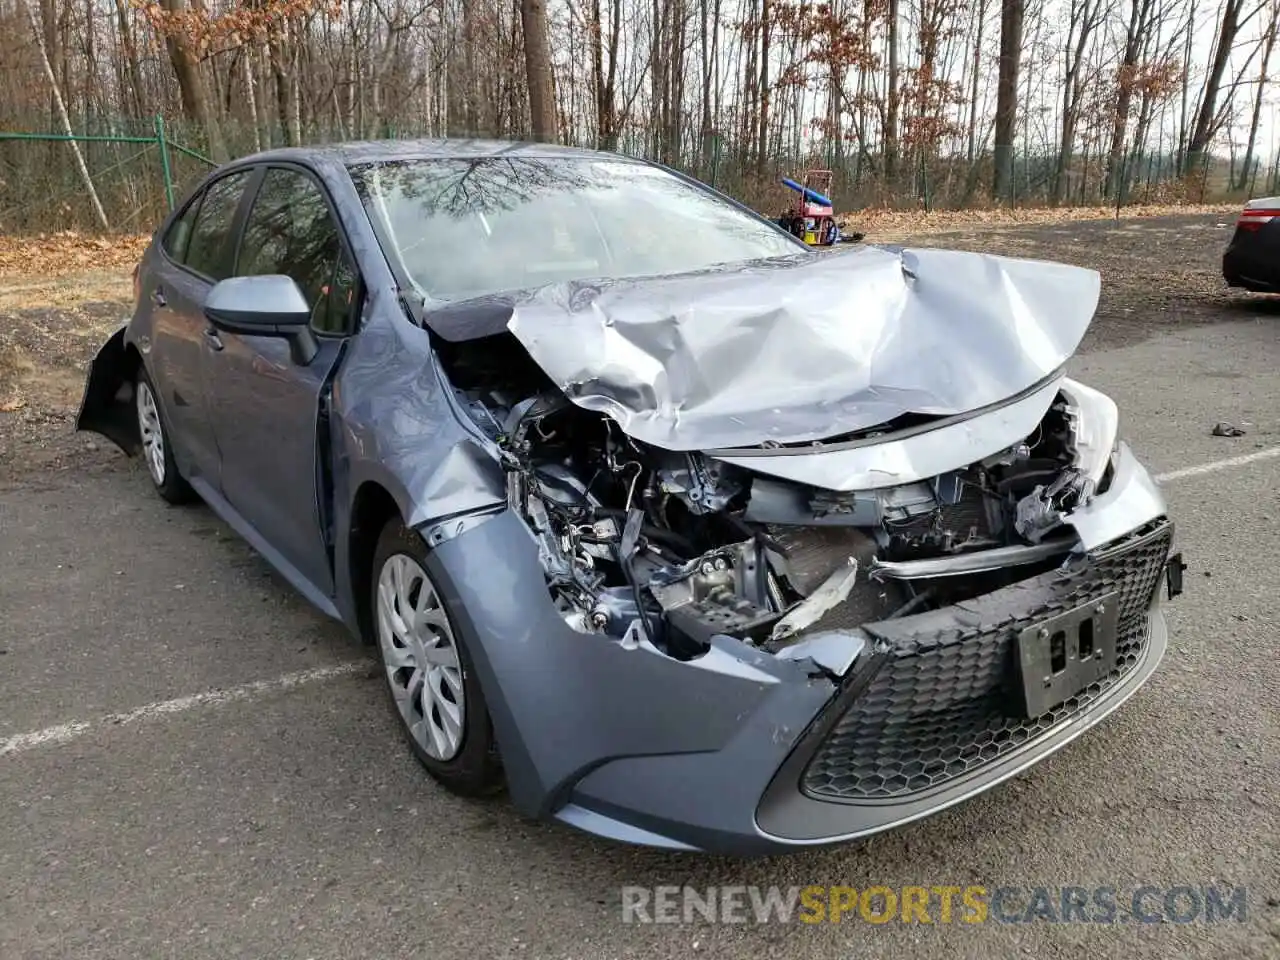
left=184, top=170, right=252, bottom=280
left=236, top=167, right=356, bottom=334
left=162, top=196, right=201, bottom=262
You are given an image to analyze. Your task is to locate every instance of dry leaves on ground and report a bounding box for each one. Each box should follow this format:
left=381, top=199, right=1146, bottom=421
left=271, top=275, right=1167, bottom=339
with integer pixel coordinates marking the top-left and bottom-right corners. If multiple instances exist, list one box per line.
left=0, top=231, right=149, bottom=282
left=854, top=202, right=1239, bottom=237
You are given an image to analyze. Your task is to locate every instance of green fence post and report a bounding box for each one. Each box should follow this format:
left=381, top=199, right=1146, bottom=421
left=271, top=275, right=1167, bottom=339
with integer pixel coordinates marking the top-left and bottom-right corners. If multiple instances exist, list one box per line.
left=155, top=114, right=175, bottom=210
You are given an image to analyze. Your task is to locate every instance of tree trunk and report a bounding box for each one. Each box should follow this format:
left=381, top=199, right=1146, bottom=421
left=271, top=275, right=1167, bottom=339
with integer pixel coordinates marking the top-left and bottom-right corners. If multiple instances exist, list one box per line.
left=740, top=0, right=757, bottom=164
left=966, top=0, right=988, bottom=165
left=1238, top=9, right=1276, bottom=191
left=111, top=0, right=144, bottom=117
left=160, top=0, right=226, bottom=160
left=592, top=0, right=608, bottom=146
left=1104, top=0, right=1146, bottom=199
left=670, top=0, right=687, bottom=163
left=521, top=0, right=558, bottom=141
left=650, top=0, right=664, bottom=157
left=1186, top=0, right=1242, bottom=174
left=1176, top=0, right=1195, bottom=172
left=463, top=0, right=479, bottom=134
left=992, top=0, right=1023, bottom=199
left=38, top=0, right=62, bottom=126
left=756, top=0, right=770, bottom=175
left=698, top=0, right=712, bottom=170
left=884, top=0, right=900, bottom=182
left=245, top=45, right=262, bottom=153
left=269, top=26, right=294, bottom=147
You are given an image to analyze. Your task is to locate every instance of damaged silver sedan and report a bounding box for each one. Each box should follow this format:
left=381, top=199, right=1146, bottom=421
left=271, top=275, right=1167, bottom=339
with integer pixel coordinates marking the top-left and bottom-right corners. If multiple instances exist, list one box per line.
left=78, top=140, right=1184, bottom=854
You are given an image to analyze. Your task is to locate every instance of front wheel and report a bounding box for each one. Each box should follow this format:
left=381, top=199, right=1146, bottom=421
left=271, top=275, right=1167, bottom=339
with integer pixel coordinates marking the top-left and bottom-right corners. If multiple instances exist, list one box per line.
left=370, top=518, right=503, bottom=797
left=135, top=366, right=194, bottom=504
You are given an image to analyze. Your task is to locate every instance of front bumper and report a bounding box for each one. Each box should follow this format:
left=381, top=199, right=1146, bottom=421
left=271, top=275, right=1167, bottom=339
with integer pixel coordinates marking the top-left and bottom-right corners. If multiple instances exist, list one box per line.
left=756, top=519, right=1173, bottom=843
left=429, top=447, right=1178, bottom=857
left=564, top=521, right=1174, bottom=853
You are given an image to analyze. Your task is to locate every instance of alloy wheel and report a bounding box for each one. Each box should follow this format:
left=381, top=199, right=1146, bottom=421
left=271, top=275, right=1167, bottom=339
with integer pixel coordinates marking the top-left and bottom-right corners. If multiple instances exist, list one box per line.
left=135, top=379, right=166, bottom=486
left=375, top=553, right=466, bottom=761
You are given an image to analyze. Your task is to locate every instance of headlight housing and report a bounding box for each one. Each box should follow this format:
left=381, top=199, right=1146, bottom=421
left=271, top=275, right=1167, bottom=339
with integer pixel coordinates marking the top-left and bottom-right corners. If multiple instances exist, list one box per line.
left=1057, top=379, right=1120, bottom=490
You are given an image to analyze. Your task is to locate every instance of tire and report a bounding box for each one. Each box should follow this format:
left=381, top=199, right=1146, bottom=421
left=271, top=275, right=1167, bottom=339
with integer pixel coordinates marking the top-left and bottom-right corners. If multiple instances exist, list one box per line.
left=134, top=365, right=195, bottom=504
left=370, top=517, right=503, bottom=797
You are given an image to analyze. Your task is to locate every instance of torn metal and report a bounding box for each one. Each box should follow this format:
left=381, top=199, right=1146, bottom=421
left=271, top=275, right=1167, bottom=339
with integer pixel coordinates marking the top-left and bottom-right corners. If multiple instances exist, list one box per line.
left=507, top=245, right=1101, bottom=451
left=430, top=234, right=1164, bottom=679
left=770, top=560, right=860, bottom=643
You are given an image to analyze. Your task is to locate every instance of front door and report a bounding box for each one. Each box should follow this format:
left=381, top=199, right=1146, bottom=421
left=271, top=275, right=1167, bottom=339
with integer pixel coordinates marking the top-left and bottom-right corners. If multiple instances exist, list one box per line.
left=203, top=165, right=360, bottom=599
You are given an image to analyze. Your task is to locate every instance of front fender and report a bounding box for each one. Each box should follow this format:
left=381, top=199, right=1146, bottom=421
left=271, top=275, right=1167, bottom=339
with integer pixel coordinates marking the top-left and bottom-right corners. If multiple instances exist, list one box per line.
left=422, top=509, right=835, bottom=821
left=76, top=324, right=140, bottom=455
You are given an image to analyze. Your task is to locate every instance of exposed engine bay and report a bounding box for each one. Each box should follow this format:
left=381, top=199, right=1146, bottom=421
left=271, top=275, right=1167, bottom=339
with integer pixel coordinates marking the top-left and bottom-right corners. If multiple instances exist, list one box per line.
left=438, top=334, right=1107, bottom=661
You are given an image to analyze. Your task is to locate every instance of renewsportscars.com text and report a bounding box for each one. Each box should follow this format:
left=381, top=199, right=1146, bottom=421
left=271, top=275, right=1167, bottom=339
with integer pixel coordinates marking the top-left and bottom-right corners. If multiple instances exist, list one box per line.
left=620, top=884, right=1248, bottom=925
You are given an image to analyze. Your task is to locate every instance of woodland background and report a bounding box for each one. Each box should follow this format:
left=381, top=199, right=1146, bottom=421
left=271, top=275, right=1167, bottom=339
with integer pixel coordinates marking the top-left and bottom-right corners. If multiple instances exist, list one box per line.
left=3, top=0, right=1280, bottom=230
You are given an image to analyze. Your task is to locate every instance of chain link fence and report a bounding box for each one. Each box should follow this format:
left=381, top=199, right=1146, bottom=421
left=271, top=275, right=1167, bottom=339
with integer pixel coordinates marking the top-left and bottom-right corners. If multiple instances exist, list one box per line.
left=0, top=116, right=221, bottom=233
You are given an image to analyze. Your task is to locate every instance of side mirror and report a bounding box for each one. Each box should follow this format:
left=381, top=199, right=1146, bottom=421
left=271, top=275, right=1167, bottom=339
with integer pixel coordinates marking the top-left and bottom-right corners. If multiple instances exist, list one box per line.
left=204, top=275, right=318, bottom=365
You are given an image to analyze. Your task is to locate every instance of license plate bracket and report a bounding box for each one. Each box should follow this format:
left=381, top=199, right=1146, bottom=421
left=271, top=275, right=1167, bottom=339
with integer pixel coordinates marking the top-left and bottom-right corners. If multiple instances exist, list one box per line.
left=1015, top=593, right=1120, bottom=718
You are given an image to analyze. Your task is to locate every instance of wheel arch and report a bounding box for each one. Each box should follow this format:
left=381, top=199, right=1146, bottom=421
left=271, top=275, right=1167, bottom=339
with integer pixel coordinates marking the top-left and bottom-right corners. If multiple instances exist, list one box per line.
left=347, top=479, right=404, bottom=644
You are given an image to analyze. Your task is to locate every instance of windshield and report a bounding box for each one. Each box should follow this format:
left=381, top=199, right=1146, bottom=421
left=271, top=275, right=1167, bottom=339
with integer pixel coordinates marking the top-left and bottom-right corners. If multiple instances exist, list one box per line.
left=349, top=156, right=803, bottom=301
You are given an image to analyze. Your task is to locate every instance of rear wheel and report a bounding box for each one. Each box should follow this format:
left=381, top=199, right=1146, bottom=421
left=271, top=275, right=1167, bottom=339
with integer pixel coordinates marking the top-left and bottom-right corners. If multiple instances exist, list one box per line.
left=135, top=366, right=194, bottom=504
left=371, top=518, right=503, bottom=796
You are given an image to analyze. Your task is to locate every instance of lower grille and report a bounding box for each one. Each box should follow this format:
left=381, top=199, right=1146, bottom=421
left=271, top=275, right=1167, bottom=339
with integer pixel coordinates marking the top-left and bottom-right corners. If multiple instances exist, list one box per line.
left=802, top=520, right=1174, bottom=802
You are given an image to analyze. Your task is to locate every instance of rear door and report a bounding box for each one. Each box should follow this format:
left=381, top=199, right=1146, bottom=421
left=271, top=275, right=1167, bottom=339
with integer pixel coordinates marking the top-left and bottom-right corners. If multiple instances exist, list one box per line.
left=145, top=169, right=256, bottom=484
left=203, top=164, right=360, bottom=598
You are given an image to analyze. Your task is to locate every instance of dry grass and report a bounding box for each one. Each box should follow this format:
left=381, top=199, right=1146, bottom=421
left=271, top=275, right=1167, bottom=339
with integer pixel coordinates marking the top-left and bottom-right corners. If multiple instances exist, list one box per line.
left=0, top=271, right=134, bottom=311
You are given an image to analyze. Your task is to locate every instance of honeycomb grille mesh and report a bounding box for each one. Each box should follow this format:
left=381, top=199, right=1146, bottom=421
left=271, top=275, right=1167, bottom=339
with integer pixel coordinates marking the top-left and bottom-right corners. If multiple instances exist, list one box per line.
left=802, top=521, right=1174, bottom=802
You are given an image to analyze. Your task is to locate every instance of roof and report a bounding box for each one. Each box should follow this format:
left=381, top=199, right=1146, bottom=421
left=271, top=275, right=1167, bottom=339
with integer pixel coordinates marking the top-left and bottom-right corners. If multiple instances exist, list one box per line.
left=232, top=138, right=618, bottom=167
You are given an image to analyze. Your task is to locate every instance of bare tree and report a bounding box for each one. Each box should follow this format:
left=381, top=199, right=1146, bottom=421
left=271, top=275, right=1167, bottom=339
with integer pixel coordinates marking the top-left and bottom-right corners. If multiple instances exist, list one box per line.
left=993, top=0, right=1024, bottom=199
left=885, top=0, right=901, bottom=181
left=1054, top=0, right=1107, bottom=202
left=521, top=0, right=557, bottom=141
left=1186, top=0, right=1264, bottom=174
left=1237, top=0, right=1278, bottom=188
left=1104, top=0, right=1156, bottom=197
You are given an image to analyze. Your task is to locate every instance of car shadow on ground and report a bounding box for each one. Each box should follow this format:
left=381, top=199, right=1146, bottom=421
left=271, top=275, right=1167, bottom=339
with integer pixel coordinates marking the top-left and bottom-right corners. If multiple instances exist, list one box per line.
left=1220, top=293, right=1280, bottom=316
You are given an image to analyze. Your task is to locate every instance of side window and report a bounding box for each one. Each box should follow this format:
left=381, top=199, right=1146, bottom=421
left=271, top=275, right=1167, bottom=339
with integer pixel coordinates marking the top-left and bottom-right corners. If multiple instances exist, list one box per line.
left=162, top=194, right=202, bottom=263
left=236, top=168, right=356, bottom=335
left=184, top=170, right=252, bottom=281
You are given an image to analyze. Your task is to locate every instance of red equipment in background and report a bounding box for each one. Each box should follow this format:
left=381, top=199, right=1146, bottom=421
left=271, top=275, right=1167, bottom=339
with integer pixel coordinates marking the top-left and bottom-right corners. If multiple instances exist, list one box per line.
left=777, top=169, right=839, bottom=246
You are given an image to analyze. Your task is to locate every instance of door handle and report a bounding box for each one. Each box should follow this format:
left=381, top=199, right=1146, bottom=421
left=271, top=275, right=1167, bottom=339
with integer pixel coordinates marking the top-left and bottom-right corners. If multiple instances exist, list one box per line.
left=202, top=327, right=224, bottom=351
left=151, top=286, right=167, bottom=307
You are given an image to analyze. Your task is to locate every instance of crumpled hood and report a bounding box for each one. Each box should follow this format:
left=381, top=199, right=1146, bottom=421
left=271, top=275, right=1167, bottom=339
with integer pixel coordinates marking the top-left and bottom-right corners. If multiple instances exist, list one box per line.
left=506, top=245, right=1100, bottom=451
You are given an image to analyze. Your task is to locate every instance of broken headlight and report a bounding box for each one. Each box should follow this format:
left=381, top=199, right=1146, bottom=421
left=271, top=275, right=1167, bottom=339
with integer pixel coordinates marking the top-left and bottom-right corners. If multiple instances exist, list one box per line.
left=1058, top=379, right=1120, bottom=489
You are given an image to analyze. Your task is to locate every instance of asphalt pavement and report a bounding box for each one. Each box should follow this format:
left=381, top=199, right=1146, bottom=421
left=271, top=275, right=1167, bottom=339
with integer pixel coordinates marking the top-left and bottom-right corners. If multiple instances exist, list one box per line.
left=2, top=239, right=1278, bottom=958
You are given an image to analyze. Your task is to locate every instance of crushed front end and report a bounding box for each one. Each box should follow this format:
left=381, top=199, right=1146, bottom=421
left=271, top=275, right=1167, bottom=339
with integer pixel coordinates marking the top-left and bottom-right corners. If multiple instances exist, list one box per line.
left=414, top=246, right=1184, bottom=853
left=431, top=319, right=1181, bottom=851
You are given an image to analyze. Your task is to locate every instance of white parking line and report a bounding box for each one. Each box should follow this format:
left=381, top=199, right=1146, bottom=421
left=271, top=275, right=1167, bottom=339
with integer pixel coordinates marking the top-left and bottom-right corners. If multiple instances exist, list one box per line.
left=4, top=443, right=1279, bottom=762
left=1154, top=444, right=1280, bottom=484
left=0, top=661, right=366, bottom=759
